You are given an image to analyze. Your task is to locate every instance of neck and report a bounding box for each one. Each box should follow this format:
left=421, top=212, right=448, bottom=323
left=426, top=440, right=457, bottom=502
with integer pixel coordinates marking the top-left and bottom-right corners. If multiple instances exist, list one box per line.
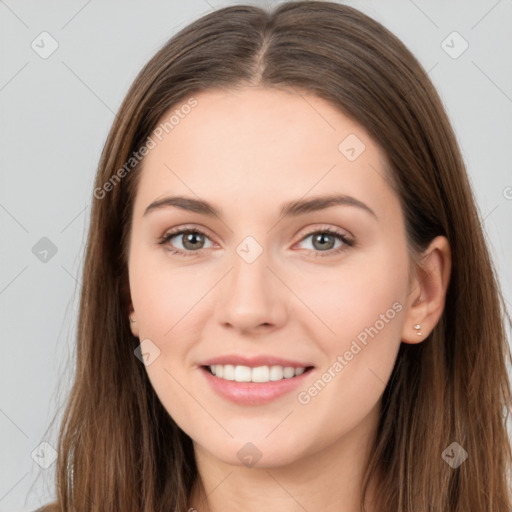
left=189, top=404, right=382, bottom=512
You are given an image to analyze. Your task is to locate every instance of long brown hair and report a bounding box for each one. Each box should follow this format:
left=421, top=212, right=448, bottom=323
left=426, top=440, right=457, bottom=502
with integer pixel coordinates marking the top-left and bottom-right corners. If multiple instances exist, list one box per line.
left=39, top=2, right=512, bottom=511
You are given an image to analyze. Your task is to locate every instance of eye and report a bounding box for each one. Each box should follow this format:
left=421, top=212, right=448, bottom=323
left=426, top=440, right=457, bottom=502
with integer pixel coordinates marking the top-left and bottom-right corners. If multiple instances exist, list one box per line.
left=295, top=227, right=354, bottom=257
left=158, top=225, right=355, bottom=258
left=158, top=227, right=214, bottom=257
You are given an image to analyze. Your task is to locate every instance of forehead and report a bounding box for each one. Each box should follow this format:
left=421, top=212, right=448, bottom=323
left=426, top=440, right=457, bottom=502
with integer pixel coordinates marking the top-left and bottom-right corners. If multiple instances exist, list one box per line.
left=132, top=87, right=397, bottom=223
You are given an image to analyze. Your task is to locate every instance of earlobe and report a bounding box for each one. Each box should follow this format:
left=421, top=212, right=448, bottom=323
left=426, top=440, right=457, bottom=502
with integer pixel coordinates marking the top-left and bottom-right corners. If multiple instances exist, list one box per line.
left=401, top=235, right=452, bottom=344
left=128, top=304, right=139, bottom=337
left=129, top=315, right=139, bottom=338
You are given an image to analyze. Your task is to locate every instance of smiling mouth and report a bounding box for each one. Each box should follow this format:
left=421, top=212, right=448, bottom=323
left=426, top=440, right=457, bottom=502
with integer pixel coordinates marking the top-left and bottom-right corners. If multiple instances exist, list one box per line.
left=203, top=364, right=314, bottom=383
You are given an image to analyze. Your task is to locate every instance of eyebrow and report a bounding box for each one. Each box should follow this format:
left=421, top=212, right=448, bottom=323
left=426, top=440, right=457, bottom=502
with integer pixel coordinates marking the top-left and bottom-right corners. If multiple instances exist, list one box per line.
left=143, top=193, right=377, bottom=220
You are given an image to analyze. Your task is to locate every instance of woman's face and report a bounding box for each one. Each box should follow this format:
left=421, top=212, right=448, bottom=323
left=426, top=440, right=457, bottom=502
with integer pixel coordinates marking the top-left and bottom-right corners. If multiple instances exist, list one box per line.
left=127, top=86, right=414, bottom=468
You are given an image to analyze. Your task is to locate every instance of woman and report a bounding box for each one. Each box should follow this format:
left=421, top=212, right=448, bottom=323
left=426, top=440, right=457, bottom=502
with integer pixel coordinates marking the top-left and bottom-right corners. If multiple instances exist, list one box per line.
left=37, top=1, right=512, bottom=511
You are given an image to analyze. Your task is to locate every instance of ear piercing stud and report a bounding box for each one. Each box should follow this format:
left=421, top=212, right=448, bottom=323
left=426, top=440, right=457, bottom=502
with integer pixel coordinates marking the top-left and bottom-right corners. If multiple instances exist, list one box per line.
left=129, top=316, right=136, bottom=323
left=414, top=324, right=422, bottom=336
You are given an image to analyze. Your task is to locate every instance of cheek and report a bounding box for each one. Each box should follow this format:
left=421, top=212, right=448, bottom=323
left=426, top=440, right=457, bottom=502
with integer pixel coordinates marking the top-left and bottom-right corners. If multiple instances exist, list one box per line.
left=296, top=247, right=407, bottom=339
left=129, top=246, right=203, bottom=337
left=128, top=255, right=205, bottom=425
left=293, top=247, right=406, bottom=390
left=128, top=252, right=212, bottom=404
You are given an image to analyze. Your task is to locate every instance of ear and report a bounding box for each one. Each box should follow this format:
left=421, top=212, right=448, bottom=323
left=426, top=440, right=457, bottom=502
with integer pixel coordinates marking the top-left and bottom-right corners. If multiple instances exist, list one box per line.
left=401, top=235, right=451, bottom=344
left=128, top=301, right=139, bottom=338
left=121, top=274, right=139, bottom=338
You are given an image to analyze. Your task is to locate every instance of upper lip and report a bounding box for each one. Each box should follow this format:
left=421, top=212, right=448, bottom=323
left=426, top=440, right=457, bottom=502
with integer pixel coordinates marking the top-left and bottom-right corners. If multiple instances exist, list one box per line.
left=198, top=354, right=314, bottom=368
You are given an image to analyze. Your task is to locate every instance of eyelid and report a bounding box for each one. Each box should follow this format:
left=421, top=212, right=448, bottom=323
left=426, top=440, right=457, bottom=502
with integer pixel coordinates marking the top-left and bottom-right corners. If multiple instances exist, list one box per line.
left=160, top=224, right=217, bottom=242
left=294, top=223, right=353, bottom=243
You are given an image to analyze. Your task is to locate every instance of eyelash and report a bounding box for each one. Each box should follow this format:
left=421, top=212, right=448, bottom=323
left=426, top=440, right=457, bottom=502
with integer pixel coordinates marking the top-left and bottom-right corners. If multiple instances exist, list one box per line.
left=158, top=225, right=355, bottom=258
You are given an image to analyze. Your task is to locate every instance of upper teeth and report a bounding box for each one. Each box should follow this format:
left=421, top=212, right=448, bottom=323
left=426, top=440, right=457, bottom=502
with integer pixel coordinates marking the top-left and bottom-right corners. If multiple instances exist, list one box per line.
left=209, top=364, right=306, bottom=383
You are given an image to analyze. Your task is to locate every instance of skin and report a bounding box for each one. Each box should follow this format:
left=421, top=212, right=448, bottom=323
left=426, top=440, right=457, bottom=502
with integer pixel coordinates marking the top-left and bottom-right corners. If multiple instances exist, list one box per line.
left=127, top=86, right=451, bottom=512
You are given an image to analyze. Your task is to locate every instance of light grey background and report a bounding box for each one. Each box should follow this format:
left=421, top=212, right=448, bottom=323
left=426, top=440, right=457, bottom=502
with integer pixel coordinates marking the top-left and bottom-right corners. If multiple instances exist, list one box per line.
left=1, top=1, right=511, bottom=510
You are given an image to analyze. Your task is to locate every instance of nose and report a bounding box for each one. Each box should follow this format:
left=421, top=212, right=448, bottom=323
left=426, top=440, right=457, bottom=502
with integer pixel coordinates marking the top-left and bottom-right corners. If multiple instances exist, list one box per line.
left=216, top=246, right=288, bottom=334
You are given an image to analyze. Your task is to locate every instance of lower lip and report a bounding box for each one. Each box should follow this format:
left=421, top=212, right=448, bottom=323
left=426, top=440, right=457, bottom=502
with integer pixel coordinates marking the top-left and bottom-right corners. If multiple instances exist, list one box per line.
left=200, top=366, right=314, bottom=405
